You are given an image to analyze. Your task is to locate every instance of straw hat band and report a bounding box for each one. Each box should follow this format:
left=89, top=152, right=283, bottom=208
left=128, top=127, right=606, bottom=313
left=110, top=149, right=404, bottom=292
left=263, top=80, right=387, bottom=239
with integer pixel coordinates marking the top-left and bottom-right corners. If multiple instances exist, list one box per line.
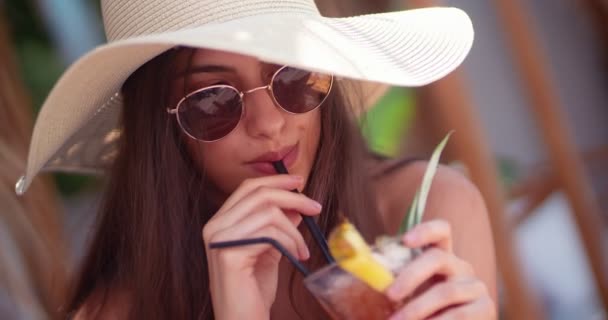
left=102, top=0, right=320, bottom=41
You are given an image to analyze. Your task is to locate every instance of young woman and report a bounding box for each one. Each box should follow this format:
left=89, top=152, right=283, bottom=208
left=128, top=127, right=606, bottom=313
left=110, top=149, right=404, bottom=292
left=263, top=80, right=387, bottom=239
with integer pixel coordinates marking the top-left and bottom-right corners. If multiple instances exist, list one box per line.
left=18, top=1, right=497, bottom=319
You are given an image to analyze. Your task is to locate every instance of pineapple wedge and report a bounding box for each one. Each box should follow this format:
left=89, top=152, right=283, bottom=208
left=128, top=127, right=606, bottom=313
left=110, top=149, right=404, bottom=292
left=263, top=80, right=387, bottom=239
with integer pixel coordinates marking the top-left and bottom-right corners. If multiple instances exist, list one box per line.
left=328, top=221, right=395, bottom=292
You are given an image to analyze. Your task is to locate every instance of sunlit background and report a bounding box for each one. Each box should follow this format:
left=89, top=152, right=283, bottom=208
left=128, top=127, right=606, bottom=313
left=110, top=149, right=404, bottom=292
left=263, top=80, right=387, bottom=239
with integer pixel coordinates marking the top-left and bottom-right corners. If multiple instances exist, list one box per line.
left=1, top=0, right=607, bottom=319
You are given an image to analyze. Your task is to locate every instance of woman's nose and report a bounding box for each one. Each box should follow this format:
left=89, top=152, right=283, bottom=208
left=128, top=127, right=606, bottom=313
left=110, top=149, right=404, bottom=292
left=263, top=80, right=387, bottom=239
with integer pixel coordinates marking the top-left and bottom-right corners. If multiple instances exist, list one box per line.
left=242, top=86, right=286, bottom=139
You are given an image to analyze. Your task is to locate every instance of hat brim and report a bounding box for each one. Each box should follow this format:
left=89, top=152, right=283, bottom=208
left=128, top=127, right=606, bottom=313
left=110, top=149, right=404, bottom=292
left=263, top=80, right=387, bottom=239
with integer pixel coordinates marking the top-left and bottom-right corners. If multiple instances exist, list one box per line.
left=17, top=7, right=473, bottom=194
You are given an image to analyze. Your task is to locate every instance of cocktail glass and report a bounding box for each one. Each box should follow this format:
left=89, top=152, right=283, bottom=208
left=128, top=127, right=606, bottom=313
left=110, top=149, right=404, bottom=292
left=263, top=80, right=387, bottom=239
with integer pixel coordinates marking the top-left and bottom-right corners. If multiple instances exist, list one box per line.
left=304, top=238, right=415, bottom=320
left=304, top=263, right=396, bottom=320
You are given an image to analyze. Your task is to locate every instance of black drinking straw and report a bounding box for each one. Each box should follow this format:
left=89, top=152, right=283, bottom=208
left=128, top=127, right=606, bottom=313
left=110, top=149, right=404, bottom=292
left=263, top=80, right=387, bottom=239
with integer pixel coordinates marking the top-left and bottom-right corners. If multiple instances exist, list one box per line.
left=209, top=237, right=310, bottom=276
left=272, top=160, right=335, bottom=264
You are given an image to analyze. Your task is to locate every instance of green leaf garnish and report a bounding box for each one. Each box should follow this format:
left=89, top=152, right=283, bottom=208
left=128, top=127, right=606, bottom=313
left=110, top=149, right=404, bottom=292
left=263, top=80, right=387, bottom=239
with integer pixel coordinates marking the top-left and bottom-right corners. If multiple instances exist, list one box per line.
left=401, top=190, right=419, bottom=234
left=397, top=131, right=453, bottom=234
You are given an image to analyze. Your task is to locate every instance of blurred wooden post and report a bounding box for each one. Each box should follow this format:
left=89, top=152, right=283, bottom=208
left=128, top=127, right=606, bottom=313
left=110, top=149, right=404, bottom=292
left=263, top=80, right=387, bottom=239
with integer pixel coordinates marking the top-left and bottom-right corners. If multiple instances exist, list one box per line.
left=403, top=1, right=547, bottom=319
left=576, top=0, right=608, bottom=63
left=0, top=8, right=68, bottom=319
left=493, top=0, right=608, bottom=310
left=416, top=73, right=547, bottom=320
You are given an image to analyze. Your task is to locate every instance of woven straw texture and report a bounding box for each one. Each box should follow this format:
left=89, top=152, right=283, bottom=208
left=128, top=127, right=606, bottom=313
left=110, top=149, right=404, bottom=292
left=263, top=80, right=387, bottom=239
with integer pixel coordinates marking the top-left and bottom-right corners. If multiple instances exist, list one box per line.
left=16, top=0, right=474, bottom=194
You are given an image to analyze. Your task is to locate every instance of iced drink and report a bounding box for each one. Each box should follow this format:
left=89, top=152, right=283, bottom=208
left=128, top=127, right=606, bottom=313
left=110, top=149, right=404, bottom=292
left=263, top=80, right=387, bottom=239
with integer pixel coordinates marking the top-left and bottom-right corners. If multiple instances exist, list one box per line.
left=304, top=263, right=397, bottom=320
left=305, top=232, right=415, bottom=320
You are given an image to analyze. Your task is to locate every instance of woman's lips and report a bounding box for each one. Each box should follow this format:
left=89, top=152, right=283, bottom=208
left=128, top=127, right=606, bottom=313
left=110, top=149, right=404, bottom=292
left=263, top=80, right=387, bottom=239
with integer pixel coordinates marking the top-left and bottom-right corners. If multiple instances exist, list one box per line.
left=247, top=143, right=299, bottom=174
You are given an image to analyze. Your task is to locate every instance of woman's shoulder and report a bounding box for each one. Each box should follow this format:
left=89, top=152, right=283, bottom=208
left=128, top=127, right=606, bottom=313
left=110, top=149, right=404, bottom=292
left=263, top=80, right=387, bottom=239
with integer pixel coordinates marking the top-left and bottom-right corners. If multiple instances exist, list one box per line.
left=371, top=156, right=485, bottom=233
left=373, top=156, right=498, bottom=300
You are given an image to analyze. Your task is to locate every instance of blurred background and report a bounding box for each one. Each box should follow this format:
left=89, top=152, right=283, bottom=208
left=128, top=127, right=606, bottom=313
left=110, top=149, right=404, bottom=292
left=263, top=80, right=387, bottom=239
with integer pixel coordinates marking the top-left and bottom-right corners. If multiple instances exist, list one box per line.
left=1, top=0, right=607, bottom=319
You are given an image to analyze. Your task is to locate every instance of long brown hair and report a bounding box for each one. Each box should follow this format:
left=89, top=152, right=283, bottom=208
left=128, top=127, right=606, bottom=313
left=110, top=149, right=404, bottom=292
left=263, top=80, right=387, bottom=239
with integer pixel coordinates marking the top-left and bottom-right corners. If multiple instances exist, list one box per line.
left=66, top=48, right=384, bottom=319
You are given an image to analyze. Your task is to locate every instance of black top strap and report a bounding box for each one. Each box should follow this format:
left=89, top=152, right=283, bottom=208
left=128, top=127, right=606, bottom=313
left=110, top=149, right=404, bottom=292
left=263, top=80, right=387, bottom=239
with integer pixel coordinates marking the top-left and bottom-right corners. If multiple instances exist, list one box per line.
left=369, top=151, right=421, bottom=179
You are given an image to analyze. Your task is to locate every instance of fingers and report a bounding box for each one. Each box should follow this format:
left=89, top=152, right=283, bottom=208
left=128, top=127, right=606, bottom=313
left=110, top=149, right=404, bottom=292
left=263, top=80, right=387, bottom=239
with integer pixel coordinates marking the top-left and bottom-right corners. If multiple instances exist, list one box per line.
left=387, top=248, right=474, bottom=301
left=210, top=207, right=310, bottom=260
left=207, top=184, right=322, bottom=235
left=283, top=209, right=303, bottom=226
left=426, top=296, right=497, bottom=320
left=388, top=220, right=496, bottom=320
left=212, top=225, right=303, bottom=271
left=219, top=175, right=304, bottom=213
left=388, top=278, right=489, bottom=320
left=203, top=175, right=320, bottom=276
left=403, top=219, right=452, bottom=252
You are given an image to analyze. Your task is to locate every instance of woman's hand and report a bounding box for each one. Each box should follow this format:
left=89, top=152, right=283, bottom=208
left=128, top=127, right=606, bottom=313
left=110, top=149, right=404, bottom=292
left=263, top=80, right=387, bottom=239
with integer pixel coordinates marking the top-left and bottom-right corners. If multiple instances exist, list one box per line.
left=202, top=174, right=322, bottom=320
left=386, top=220, right=497, bottom=320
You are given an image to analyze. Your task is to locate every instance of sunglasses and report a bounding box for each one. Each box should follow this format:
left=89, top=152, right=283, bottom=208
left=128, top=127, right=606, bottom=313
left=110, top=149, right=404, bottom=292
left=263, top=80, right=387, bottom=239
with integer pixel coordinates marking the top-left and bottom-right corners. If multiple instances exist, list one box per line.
left=167, top=65, right=334, bottom=142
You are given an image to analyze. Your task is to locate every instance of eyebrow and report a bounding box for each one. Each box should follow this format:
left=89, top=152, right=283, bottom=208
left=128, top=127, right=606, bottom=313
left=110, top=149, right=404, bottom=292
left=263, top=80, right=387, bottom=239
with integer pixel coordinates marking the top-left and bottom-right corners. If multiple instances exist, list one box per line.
left=174, top=64, right=237, bottom=78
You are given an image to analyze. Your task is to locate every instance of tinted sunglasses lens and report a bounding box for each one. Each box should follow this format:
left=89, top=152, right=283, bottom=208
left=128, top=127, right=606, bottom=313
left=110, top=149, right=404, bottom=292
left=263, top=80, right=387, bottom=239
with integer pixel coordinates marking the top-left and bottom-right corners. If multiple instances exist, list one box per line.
left=177, top=87, right=242, bottom=141
left=272, top=67, right=332, bottom=113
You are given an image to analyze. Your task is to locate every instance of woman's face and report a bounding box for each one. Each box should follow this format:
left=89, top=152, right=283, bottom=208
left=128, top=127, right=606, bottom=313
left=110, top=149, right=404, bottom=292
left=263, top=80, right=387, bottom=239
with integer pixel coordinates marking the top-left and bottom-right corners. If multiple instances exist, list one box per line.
left=170, top=49, right=322, bottom=196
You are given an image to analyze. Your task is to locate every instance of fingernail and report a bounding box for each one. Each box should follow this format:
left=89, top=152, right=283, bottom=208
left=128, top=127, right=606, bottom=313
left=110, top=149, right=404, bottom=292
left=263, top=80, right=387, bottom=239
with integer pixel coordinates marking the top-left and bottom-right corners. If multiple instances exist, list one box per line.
left=312, top=201, right=322, bottom=210
left=404, top=232, right=417, bottom=244
left=302, top=247, right=310, bottom=260
left=291, top=175, right=304, bottom=181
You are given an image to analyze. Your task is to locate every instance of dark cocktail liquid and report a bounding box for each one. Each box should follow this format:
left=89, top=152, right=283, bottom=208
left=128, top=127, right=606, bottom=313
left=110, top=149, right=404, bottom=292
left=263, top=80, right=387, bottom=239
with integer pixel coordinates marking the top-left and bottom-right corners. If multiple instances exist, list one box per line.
left=304, top=264, right=397, bottom=320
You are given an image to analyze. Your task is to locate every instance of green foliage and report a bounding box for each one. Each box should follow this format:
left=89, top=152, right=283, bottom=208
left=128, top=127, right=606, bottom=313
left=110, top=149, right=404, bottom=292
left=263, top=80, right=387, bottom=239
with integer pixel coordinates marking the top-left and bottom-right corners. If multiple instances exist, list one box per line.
left=360, top=87, right=414, bottom=157
left=54, top=173, right=98, bottom=197
left=6, top=0, right=63, bottom=113
left=5, top=0, right=51, bottom=44
left=398, top=132, right=452, bottom=234
left=15, top=40, right=63, bottom=111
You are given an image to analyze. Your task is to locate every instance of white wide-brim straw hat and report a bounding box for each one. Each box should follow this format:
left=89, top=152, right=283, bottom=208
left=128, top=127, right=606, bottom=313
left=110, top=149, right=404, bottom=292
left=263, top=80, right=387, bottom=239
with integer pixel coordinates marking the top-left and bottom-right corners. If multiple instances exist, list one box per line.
left=16, top=0, right=474, bottom=195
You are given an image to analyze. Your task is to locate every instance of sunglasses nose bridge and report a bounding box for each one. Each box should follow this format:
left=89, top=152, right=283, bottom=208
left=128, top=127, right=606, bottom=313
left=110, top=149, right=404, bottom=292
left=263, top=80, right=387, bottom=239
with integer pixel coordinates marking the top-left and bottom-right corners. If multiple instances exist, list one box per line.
left=242, top=84, right=276, bottom=116
left=243, top=84, right=271, bottom=96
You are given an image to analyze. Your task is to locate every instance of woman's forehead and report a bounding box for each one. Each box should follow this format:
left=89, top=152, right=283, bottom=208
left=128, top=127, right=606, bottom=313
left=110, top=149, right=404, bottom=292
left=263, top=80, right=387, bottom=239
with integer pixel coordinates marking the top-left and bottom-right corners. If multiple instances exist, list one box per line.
left=193, top=48, right=256, bottom=65
left=183, top=48, right=275, bottom=71
left=172, top=47, right=282, bottom=81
